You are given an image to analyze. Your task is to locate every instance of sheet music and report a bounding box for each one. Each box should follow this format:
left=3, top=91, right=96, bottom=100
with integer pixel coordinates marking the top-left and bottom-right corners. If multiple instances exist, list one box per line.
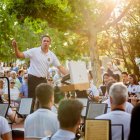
left=68, top=61, right=89, bottom=84
left=85, top=120, right=110, bottom=140
left=87, top=103, right=107, bottom=119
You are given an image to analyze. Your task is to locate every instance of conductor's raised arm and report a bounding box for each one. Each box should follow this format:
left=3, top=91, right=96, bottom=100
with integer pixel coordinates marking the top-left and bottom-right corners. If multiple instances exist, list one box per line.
left=12, top=39, right=25, bottom=58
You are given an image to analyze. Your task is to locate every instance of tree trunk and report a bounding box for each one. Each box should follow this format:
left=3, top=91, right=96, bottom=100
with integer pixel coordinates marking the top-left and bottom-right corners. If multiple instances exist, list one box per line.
left=88, top=30, right=102, bottom=86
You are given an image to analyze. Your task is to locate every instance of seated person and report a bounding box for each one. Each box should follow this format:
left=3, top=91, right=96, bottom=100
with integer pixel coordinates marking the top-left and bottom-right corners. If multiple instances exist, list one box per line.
left=87, top=71, right=99, bottom=101
left=51, top=86, right=64, bottom=114
left=24, top=83, right=59, bottom=139
left=3, top=79, right=20, bottom=103
left=103, top=82, right=133, bottom=114
left=20, top=74, right=28, bottom=98
left=42, top=99, right=83, bottom=140
left=0, top=116, right=12, bottom=140
left=96, top=82, right=131, bottom=140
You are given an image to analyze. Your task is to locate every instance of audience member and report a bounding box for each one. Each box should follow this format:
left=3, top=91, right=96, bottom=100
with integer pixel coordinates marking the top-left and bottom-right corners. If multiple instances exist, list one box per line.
left=3, top=79, right=20, bottom=105
left=121, top=72, right=129, bottom=87
left=88, top=71, right=99, bottom=102
left=20, top=74, right=28, bottom=98
left=128, top=74, right=140, bottom=95
left=10, top=71, right=21, bottom=89
left=98, top=73, right=110, bottom=96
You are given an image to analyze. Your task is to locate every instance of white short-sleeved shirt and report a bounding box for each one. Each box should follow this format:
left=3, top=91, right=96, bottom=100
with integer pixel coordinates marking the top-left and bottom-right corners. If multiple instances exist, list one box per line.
left=128, top=84, right=140, bottom=94
left=88, top=82, right=99, bottom=97
left=0, top=116, right=11, bottom=135
left=4, top=87, right=20, bottom=101
left=96, top=111, right=131, bottom=140
left=103, top=99, right=133, bottom=114
left=42, top=129, right=75, bottom=140
left=23, top=47, right=60, bottom=77
left=24, top=108, right=59, bottom=139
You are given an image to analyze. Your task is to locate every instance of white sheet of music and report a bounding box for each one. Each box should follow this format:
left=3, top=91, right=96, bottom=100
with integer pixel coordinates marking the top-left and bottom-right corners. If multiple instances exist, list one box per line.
left=68, top=61, right=89, bottom=84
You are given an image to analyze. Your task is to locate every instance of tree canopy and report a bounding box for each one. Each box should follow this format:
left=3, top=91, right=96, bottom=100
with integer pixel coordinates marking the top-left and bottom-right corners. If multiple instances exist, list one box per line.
left=0, top=0, right=139, bottom=82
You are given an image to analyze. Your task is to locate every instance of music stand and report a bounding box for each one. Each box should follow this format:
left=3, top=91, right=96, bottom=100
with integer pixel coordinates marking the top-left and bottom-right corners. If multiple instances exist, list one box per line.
left=111, top=124, right=124, bottom=140
left=85, top=119, right=112, bottom=140
left=86, top=102, right=108, bottom=119
left=18, top=98, right=33, bottom=116
left=0, top=103, right=9, bottom=117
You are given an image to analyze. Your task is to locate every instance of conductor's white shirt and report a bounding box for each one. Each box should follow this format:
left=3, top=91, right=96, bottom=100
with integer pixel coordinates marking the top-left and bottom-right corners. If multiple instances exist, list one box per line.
left=23, top=47, right=60, bottom=77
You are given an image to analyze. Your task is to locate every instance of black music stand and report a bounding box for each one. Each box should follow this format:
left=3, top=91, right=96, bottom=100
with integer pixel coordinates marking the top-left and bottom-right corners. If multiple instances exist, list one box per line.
left=0, top=103, right=9, bottom=117
left=111, top=124, right=124, bottom=140
left=86, top=102, right=108, bottom=119
left=18, top=98, right=32, bottom=116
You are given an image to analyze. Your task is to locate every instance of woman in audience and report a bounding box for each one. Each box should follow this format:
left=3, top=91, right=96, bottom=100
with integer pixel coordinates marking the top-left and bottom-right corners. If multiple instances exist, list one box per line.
left=87, top=71, right=99, bottom=102
left=98, top=73, right=110, bottom=96
left=3, top=79, right=21, bottom=107
left=128, top=74, right=140, bottom=95
left=128, top=103, right=140, bottom=140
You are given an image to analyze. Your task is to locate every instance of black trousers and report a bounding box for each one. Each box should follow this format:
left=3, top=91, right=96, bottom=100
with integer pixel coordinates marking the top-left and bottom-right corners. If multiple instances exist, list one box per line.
left=28, top=74, right=47, bottom=110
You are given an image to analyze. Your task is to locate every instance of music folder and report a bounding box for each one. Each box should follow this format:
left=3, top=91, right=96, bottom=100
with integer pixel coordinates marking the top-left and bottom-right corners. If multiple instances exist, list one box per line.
left=85, top=119, right=112, bottom=140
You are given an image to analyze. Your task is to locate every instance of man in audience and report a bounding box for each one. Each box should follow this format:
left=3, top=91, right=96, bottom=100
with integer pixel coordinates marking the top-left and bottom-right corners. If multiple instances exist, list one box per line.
left=24, top=83, right=59, bottom=139
left=121, top=72, right=129, bottom=87
left=42, top=99, right=83, bottom=140
left=96, top=82, right=131, bottom=140
left=0, top=116, right=12, bottom=140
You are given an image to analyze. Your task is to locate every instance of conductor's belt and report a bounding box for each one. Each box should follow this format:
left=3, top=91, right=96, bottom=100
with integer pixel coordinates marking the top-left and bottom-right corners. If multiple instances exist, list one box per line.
left=28, top=74, right=47, bottom=80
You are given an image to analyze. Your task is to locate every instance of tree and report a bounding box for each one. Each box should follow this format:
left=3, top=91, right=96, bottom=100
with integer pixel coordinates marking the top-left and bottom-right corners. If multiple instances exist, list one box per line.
left=4, top=0, right=136, bottom=85
left=98, top=0, right=140, bottom=77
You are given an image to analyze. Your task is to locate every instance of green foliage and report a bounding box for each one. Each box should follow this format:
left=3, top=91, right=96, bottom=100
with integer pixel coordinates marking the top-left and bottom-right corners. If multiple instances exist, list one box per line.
left=98, top=1, right=140, bottom=75
left=0, top=0, right=139, bottom=77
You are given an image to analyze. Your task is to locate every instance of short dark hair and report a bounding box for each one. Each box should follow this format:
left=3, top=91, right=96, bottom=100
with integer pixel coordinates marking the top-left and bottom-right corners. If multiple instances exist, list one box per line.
left=41, top=35, right=51, bottom=42
left=122, top=72, right=128, bottom=75
left=58, top=99, right=83, bottom=128
left=106, top=81, right=116, bottom=94
left=89, top=71, right=93, bottom=79
left=35, top=83, right=54, bottom=105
